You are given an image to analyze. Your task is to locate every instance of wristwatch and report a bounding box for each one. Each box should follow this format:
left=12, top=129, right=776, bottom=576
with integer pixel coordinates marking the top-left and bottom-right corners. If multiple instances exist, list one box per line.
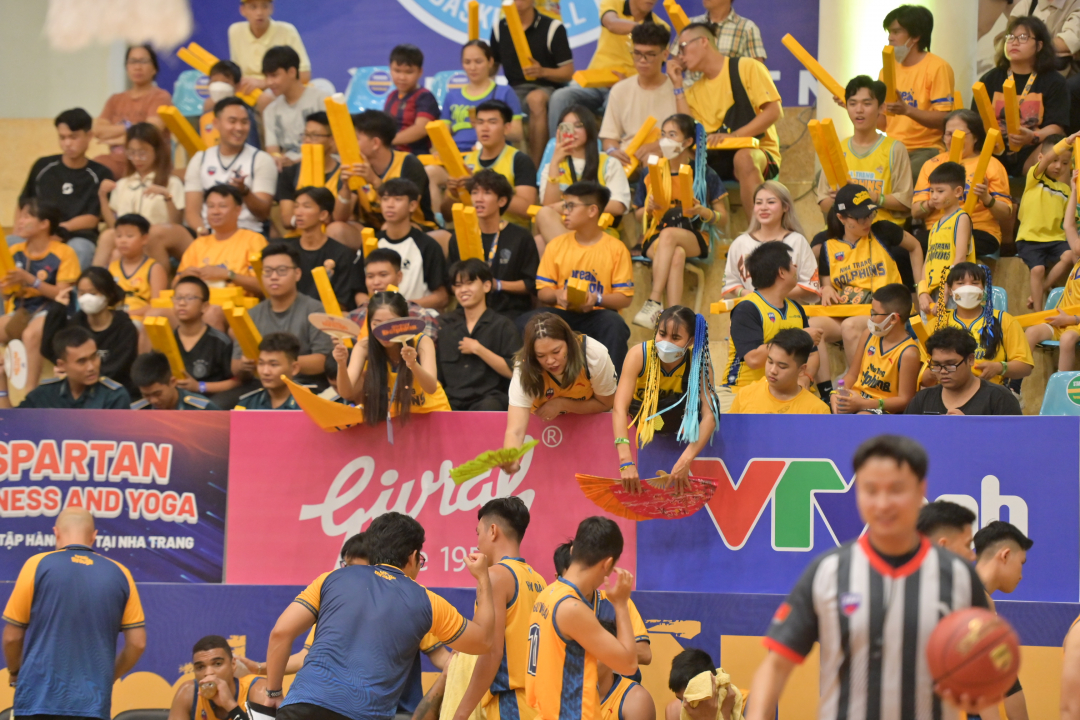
left=228, top=270, right=236, bottom=282
left=266, top=689, right=283, bottom=698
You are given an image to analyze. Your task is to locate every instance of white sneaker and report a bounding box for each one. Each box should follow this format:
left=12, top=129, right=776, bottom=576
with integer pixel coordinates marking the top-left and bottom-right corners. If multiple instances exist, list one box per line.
left=633, top=299, right=663, bottom=328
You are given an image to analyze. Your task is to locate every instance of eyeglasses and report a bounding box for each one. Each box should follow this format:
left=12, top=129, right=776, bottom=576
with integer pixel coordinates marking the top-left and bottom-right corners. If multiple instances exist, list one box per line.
left=929, top=360, right=967, bottom=374
left=1005, top=33, right=1032, bottom=44
left=125, top=150, right=151, bottom=160
left=263, top=265, right=298, bottom=277
left=561, top=201, right=590, bottom=212
left=632, top=50, right=662, bottom=61
left=678, top=36, right=706, bottom=54
left=302, top=131, right=332, bottom=140
left=173, top=295, right=203, bottom=304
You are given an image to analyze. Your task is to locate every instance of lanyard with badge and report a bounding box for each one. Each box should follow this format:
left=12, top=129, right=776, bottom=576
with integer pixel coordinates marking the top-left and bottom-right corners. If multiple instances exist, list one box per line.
left=1006, top=70, right=1038, bottom=107
left=485, top=221, right=507, bottom=266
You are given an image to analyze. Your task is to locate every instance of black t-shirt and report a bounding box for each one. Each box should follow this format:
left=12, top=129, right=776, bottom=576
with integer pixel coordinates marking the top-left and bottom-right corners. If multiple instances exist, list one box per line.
left=448, top=222, right=539, bottom=320
left=21, top=155, right=113, bottom=242
left=974, top=66, right=1069, bottom=169
left=474, top=151, right=539, bottom=189
left=178, top=325, right=236, bottom=383
left=285, top=236, right=366, bottom=311
left=378, top=227, right=448, bottom=301
left=905, top=379, right=1022, bottom=415
left=399, top=154, right=435, bottom=223
left=436, top=307, right=523, bottom=409
left=491, top=13, right=573, bottom=88
left=76, top=310, right=138, bottom=395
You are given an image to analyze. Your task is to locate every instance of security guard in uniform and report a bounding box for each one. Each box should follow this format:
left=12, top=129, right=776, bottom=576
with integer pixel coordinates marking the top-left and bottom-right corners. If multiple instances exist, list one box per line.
left=130, top=351, right=221, bottom=410
left=0, top=327, right=130, bottom=409
left=234, top=332, right=302, bottom=410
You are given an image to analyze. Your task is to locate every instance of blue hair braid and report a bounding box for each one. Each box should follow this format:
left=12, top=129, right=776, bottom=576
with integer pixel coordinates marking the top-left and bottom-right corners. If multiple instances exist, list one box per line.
left=693, top=122, right=708, bottom=207
left=978, top=263, right=1002, bottom=358
left=677, top=313, right=722, bottom=444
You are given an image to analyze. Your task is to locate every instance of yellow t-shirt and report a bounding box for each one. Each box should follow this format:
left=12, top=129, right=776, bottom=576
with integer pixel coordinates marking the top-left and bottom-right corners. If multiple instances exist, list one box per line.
left=729, top=377, right=830, bottom=414
left=939, top=308, right=1034, bottom=385
left=684, top=56, right=783, bottom=165
left=228, top=19, right=311, bottom=78
left=110, top=256, right=158, bottom=314
left=879, top=52, right=955, bottom=150
left=177, top=229, right=268, bottom=287
left=536, top=231, right=635, bottom=303
left=1017, top=164, right=1072, bottom=244
left=922, top=208, right=975, bottom=297
left=914, top=154, right=1012, bottom=240
left=589, top=0, right=670, bottom=75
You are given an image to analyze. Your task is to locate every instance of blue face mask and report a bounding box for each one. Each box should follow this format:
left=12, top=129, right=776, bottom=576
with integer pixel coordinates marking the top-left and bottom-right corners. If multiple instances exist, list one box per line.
left=655, top=340, right=688, bottom=363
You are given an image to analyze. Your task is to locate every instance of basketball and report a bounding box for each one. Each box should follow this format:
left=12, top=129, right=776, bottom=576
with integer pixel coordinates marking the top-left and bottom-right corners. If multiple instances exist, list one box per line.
left=926, top=608, right=1020, bottom=701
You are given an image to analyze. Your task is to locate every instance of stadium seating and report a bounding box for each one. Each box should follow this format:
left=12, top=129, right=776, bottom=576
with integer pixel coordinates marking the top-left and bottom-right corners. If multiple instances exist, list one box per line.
left=343, top=66, right=394, bottom=112
left=427, top=69, right=469, bottom=108
left=1039, top=288, right=1070, bottom=348
left=1039, top=370, right=1080, bottom=415
left=171, top=69, right=210, bottom=118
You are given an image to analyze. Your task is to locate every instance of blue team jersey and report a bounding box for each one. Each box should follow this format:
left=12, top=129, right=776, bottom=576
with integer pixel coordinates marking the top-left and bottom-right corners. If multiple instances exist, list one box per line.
left=443, top=81, right=524, bottom=151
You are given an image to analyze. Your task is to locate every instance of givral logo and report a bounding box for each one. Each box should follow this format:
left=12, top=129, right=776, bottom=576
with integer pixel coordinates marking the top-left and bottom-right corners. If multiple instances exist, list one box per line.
left=396, top=0, right=600, bottom=48
left=693, top=457, right=1029, bottom=552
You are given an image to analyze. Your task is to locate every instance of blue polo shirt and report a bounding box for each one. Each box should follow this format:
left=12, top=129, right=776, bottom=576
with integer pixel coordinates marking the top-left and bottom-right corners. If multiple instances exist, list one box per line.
left=284, top=564, right=468, bottom=720
left=2, top=544, right=145, bottom=720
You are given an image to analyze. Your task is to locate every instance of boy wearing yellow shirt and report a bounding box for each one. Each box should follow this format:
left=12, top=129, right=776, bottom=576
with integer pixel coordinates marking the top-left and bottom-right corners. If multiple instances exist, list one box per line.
left=110, top=213, right=167, bottom=320
left=731, top=329, right=830, bottom=415
left=917, top=162, right=972, bottom=317
left=529, top=181, right=634, bottom=368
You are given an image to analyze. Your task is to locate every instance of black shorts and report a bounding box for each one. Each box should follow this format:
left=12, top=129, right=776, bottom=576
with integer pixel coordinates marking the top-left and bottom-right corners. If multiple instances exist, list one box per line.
left=641, top=227, right=709, bottom=260
left=277, top=703, right=355, bottom=720
left=706, top=148, right=780, bottom=182
left=1016, top=239, right=1071, bottom=269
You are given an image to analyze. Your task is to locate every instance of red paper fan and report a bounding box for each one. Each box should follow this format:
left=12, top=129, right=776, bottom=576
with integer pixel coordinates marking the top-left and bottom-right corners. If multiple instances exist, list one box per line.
left=575, top=474, right=717, bottom=520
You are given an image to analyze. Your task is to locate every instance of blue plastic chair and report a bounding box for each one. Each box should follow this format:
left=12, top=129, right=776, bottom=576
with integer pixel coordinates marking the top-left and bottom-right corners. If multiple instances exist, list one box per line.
left=1039, top=371, right=1080, bottom=415
left=1037, top=287, right=1068, bottom=348
left=343, top=66, right=393, bottom=112
left=991, top=285, right=1007, bottom=312
left=429, top=70, right=469, bottom=109
left=171, top=69, right=209, bottom=118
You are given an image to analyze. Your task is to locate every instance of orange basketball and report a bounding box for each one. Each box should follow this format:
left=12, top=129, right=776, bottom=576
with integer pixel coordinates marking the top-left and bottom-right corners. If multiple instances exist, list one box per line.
left=926, top=608, right=1020, bottom=701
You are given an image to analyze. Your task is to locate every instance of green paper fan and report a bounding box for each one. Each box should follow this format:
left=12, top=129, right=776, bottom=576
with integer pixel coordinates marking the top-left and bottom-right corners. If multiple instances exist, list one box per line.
left=450, top=440, right=540, bottom=485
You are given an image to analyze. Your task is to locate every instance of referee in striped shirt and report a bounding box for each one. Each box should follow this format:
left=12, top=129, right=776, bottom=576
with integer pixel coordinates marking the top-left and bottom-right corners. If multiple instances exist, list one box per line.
left=747, top=435, right=995, bottom=720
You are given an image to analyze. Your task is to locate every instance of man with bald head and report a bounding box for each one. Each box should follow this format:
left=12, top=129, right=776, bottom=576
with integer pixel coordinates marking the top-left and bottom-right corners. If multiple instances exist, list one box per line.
left=3, top=508, right=147, bottom=720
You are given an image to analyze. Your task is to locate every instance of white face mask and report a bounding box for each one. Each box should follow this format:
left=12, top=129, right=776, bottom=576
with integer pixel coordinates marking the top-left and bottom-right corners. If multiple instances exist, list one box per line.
left=78, top=293, right=108, bottom=314
left=892, top=38, right=914, bottom=64
left=655, top=340, right=688, bottom=363
left=952, top=285, right=985, bottom=310
left=867, top=314, right=896, bottom=337
left=659, top=137, right=685, bottom=160
left=208, top=81, right=235, bottom=104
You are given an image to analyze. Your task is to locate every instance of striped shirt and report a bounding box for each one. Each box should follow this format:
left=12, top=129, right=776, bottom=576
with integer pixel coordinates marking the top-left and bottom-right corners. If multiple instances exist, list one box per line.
left=765, top=535, right=989, bottom=720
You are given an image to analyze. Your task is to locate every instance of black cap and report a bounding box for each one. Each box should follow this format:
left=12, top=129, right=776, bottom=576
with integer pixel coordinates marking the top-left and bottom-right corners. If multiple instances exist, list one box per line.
left=834, top=184, right=879, bottom=219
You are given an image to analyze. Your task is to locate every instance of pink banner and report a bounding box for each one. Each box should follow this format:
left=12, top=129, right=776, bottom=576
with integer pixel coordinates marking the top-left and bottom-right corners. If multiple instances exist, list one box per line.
left=225, top=412, right=636, bottom=586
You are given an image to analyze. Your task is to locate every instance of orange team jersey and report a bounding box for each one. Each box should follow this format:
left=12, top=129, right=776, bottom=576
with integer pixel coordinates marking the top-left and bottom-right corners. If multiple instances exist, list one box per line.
left=914, top=153, right=1011, bottom=240
left=533, top=336, right=596, bottom=412
left=536, top=232, right=635, bottom=307
left=191, top=674, right=261, bottom=720
left=177, top=229, right=268, bottom=289
left=879, top=52, right=955, bottom=150
left=594, top=591, right=649, bottom=644
left=599, top=675, right=640, bottom=720
left=852, top=334, right=920, bottom=401
left=527, top=578, right=598, bottom=720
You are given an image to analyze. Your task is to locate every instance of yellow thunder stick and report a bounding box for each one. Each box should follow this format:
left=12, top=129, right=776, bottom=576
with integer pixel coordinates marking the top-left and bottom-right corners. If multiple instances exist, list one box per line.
left=144, top=317, right=187, bottom=379
left=781, top=33, right=845, bottom=102
left=963, top=128, right=1002, bottom=215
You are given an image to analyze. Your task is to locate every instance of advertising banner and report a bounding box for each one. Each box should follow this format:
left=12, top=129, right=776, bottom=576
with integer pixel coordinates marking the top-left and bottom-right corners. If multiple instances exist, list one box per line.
left=0, top=410, right=229, bottom=583
left=225, top=412, right=636, bottom=586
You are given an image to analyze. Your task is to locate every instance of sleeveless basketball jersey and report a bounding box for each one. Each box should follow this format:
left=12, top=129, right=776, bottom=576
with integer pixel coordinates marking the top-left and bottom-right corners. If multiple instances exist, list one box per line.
left=492, top=558, right=548, bottom=695
left=109, top=256, right=157, bottom=313
left=630, top=340, right=689, bottom=414
left=939, top=308, right=1012, bottom=385
left=465, top=146, right=529, bottom=227
left=852, top=335, right=920, bottom=400
left=722, top=292, right=808, bottom=388
left=527, top=578, right=598, bottom=720
left=533, top=336, right=595, bottom=411
left=386, top=363, right=452, bottom=413
left=191, top=674, right=259, bottom=720
left=599, top=675, right=639, bottom=720
left=361, top=151, right=432, bottom=228
left=924, top=209, right=975, bottom=297
left=555, top=154, right=613, bottom=191
left=841, top=135, right=904, bottom=227
left=823, top=235, right=903, bottom=294
left=198, top=145, right=264, bottom=232
left=1063, top=259, right=1080, bottom=307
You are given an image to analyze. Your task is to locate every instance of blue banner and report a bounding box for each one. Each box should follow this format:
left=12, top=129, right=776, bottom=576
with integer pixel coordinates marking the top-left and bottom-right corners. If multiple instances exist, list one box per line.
left=0, top=410, right=229, bottom=583
left=636, top=416, right=1080, bottom=603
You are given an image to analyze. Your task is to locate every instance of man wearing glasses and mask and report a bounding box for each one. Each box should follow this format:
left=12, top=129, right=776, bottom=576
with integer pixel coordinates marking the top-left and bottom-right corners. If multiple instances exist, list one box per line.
left=905, top=327, right=1022, bottom=415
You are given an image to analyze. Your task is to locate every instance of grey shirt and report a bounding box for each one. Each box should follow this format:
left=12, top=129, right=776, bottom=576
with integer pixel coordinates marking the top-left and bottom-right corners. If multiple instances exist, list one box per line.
left=263, top=84, right=331, bottom=159
left=234, top=293, right=333, bottom=383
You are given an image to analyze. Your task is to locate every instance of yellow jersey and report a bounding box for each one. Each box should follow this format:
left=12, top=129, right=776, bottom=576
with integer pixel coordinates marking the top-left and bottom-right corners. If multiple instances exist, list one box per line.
left=535, top=231, right=635, bottom=303
left=852, top=335, right=921, bottom=401
left=191, top=674, right=261, bottom=720
left=822, top=235, right=904, bottom=295
left=386, top=363, right=452, bottom=413
left=914, top=154, right=1012, bottom=241
left=599, top=675, right=640, bottom=720
left=177, top=230, right=268, bottom=291
left=110, top=256, right=157, bottom=314
left=588, top=0, right=669, bottom=75
left=1017, top=164, right=1072, bottom=244
left=531, top=336, right=597, bottom=412
left=938, top=308, right=1034, bottom=385
left=593, top=591, right=649, bottom=644
left=630, top=340, right=689, bottom=418
left=922, top=208, right=974, bottom=297
left=527, top=578, right=598, bottom=720
left=840, top=135, right=906, bottom=226
left=464, top=145, right=530, bottom=228
left=722, top=292, right=810, bottom=388
left=1063, top=259, right=1080, bottom=307
left=359, top=151, right=433, bottom=229
left=493, top=558, right=548, bottom=696
left=728, top=377, right=830, bottom=414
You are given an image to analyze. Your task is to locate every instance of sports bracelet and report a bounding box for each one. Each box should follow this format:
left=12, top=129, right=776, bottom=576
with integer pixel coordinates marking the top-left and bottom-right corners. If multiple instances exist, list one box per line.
left=619, top=461, right=635, bottom=469
left=614, top=437, right=630, bottom=445
left=199, top=381, right=207, bottom=394
left=496, top=279, right=502, bottom=292
left=878, top=398, right=885, bottom=412
left=673, top=87, right=684, bottom=95
left=0, top=391, right=8, bottom=398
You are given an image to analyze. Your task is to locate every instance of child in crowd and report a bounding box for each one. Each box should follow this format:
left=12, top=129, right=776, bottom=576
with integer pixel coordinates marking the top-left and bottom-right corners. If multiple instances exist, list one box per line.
left=228, top=0, right=311, bottom=104
left=109, top=213, right=167, bottom=324
left=612, top=306, right=721, bottom=491
left=436, top=259, right=522, bottom=411
left=917, top=162, right=972, bottom=317
left=200, top=60, right=262, bottom=149
left=375, top=178, right=449, bottom=310
left=1015, top=134, right=1077, bottom=311
left=286, top=187, right=365, bottom=311
left=725, top=181, right=815, bottom=303
left=170, top=276, right=240, bottom=399
left=833, top=284, right=921, bottom=414
left=528, top=181, right=634, bottom=369
left=335, top=290, right=451, bottom=421
left=130, top=351, right=220, bottom=410
left=632, top=114, right=728, bottom=328
left=347, top=248, right=440, bottom=340
left=730, top=328, right=829, bottom=415
left=235, top=332, right=303, bottom=409
left=385, top=44, right=441, bottom=156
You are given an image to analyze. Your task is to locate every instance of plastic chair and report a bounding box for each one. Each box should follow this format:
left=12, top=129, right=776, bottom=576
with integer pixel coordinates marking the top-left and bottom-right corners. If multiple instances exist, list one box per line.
left=1039, top=370, right=1080, bottom=415
left=171, top=69, right=209, bottom=117
left=990, top=285, right=1007, bottom=311
left=1037, top=287, right=1079, bottom=348
left=428, top=70, right=469, bottom=109
left=343, top=66, right=393, bottom=112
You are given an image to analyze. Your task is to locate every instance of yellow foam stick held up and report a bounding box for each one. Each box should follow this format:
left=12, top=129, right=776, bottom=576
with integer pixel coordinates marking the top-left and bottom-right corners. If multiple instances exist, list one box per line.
left=427, top=120, right=472, bottom=204
left=807, top=121, right=840, bottom=190
left=972, top=83, right=1006, bottom=154
left=176, top=43, right=261, bottom=106
left=362, top=228, right=378, bottom=258
left=223, top=302, right=263, bottom=360
left=820, top=118, right=850, bottom=189
left=1016, top=305, right=1080, bottom=328
left=248, top=251, right=266, bottom=297
left=623, top=116, right=658, bottom=176
left=502, top=0, right=536, bottom=81
left=1003, top=77, right=1022, bottom=152
left=963, top=128, right=1002, bottom=214
left=572, top=69, right=631, bottom=89
left=949, top=130, right=966, bottom=163
left=451, top=204, right=485, bottom=261
left=952, top=91, right=964, bottom=111
left=881, top=46, right=898, bottom=106
left=664, top=0, right=691, bottom=33
left=144, top=317, right=187, bottom=379
left=157, top=106, right=206, bottom=157
left=673, top=165, right=694, bottom=209
left=299, top=144, right=325, bottom=188
left=781, top=33, right=846, bottom=102
left=647, top=155, right=671, bottom=216
left=468, top=0, right=480, bottom=40
left=705, top=137, right=760, bottom=150
left=311, top=266, right=353, bottom=349
left=324, top=94, right=373, bottom=212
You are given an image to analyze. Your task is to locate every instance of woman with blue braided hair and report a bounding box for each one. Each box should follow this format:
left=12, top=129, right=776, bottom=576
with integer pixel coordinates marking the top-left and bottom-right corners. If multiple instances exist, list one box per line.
left=611, top=305, right=721, bottom=494
left=930, top=262, right=1032, bottom=388
left=631, top=114, right=728, bottom=329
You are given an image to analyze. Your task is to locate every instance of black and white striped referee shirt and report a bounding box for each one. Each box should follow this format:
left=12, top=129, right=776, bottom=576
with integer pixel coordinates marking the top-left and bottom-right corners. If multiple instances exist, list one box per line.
left=765, top=535, right=989, bottom=720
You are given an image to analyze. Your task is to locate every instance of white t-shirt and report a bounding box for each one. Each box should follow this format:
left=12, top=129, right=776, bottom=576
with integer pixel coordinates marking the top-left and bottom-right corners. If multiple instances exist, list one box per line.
left=722, top=231, right=819, bottom=297
left=508, top=336, right=619, bottom=408
left=598, top=76, right=677, bottom=150
left=263, top=84, right=331, bottom=160
left=539, top=155, right=632, bottom=211
left=109, top=172, right=186, bottom=225
left=184, top=145, right=278, bottom=232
